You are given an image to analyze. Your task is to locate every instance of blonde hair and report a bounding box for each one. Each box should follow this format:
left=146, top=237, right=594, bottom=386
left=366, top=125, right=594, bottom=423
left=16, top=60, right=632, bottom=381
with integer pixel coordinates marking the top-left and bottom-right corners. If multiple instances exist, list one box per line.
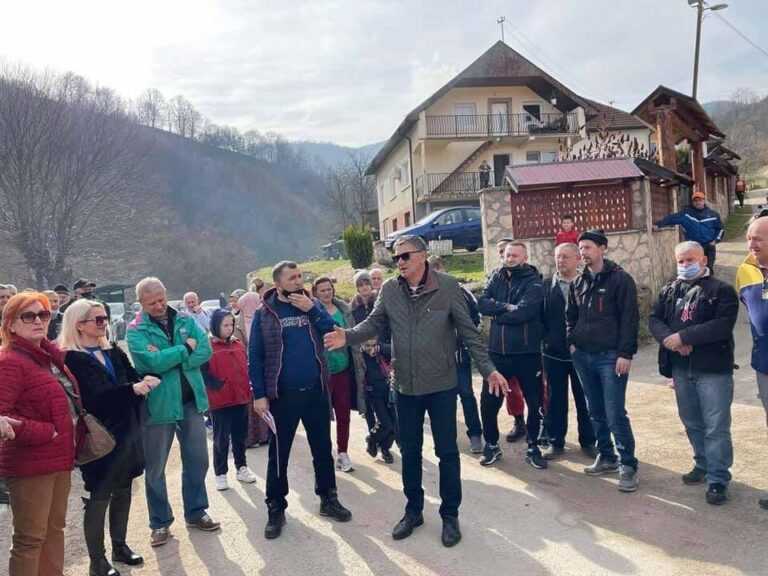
left=135, top=277, right=165, bottom=301
left=58, top=299, right=110, bottom=351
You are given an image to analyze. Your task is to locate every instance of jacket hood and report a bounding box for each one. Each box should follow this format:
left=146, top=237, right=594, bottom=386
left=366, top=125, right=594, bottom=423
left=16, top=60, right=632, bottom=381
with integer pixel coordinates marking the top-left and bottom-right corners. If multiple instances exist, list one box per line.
left=210, top=308, right=235, bottom=340
left=500, top=263, right=540, bottom=279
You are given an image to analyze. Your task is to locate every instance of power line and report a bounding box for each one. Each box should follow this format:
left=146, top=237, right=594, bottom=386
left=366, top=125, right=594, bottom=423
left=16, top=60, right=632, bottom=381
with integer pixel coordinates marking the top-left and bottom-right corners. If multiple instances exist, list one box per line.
left=712, top=12, right=768, bottom=61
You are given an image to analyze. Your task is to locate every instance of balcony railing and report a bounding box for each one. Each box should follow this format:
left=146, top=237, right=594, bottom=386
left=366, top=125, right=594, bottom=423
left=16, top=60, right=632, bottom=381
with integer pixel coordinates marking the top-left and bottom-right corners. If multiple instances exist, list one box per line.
left=415, top=171, right=497, bottom=202
left=425, top=112, right=579, bottom=139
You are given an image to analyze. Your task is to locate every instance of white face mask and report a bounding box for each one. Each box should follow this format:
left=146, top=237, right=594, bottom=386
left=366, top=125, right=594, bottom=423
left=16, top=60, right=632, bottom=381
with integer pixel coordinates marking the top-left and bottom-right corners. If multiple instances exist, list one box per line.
left=677, top=262, right=702, bottom=280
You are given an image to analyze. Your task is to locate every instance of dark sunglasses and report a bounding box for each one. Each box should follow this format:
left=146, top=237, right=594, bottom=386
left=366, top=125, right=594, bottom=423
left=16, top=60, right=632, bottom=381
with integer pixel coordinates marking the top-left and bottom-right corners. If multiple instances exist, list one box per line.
left=80, top=315, right=109, bottom=327
left=18, top=310, right=52, bottom=324
left=393, top=250, right=422, bottom=263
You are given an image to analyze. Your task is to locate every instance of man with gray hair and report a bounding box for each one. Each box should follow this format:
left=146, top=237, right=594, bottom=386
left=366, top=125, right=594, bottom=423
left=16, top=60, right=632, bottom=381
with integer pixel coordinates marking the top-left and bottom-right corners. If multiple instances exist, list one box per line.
left=649, top=241, right=738, bottom=505
left=325, top=235, right=508, bottom=547
left=127, top=277, right=219, bottom=547
left=183, top=291, right=210, bottom=332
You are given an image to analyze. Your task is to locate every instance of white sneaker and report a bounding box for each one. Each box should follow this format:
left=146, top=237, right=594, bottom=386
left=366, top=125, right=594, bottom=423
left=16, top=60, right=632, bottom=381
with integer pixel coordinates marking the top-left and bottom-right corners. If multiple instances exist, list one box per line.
left=236, top=466, right=257, bottom=484
left=215, top=474, right=229, bottom=491
left=336, top=452, right=354, bottom=473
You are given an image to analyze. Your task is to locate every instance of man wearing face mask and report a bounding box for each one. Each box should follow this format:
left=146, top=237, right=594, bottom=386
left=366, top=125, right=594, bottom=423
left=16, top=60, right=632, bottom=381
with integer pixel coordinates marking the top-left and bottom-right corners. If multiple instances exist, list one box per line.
left=649, top=241, right=738, bottom=505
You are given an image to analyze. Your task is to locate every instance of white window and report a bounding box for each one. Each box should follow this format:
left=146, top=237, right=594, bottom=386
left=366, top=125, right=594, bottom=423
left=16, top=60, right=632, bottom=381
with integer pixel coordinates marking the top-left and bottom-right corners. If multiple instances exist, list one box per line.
left=542, top=151, right=557, bottom=163
left=400, top=160, right=410, bottom=188
left=454, top=103, right=477, bottom=116
left=526, top=151, right=541, bottom=163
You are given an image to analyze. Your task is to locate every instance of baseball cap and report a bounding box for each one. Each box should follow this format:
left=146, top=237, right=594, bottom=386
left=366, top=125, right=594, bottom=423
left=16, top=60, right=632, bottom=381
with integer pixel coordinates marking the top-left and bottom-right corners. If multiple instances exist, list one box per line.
left=53, top=284, right=69, bottom=293
left=73, top=278, right=96, bottom=291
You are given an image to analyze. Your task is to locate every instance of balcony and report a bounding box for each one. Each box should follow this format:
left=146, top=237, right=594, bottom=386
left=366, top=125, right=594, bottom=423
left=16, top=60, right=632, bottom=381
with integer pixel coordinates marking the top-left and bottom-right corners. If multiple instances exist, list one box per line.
left=425, top=112, right=579, bottom=139
left=415, top=171, right=497, bottom=203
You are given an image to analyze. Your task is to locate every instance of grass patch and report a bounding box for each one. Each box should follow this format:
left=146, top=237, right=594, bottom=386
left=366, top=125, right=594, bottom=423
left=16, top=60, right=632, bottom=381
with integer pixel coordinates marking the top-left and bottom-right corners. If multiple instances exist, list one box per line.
left=724, top=205, right=753, bottom=241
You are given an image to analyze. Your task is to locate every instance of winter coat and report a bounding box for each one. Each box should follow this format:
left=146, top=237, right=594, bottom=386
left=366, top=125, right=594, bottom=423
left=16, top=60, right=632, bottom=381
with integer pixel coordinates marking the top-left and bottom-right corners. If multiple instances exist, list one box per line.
left=64, top=347, right=145, bottom=492
left=649, top=273, right=738, bottom=377
left=126, top=306, right=212, bottom=425
left=542, top=275, right=572, bottom=361
left=0, top=338, right=77, bottom=478
left=331, top=298, right=366, bottom=412
left=202, top=338, right=252, bottom=411
left=656, top=205, right=724, bottom=246
left=350, top=293, right=392, bottom=359
left=478, top=264, right=544, bottom=356
left=566, top=259, right=639, bottom=359
left=736, top=254, right=768, bottom=373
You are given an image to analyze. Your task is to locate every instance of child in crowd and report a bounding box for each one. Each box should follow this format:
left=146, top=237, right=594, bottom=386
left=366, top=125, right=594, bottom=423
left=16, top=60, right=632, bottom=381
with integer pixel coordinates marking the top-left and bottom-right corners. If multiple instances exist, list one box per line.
left=203, top=309, right=258, bottom=491
left=361, top=339, right=397, bottom=463
left=555, top=214, right=579, bottom=246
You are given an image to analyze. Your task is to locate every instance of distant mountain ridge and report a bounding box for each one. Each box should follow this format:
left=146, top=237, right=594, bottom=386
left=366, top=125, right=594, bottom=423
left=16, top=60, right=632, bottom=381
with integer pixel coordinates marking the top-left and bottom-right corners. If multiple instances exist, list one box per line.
left=290, top=140, right=385, bottom=169
left=705, top=96, right=768, bottom=175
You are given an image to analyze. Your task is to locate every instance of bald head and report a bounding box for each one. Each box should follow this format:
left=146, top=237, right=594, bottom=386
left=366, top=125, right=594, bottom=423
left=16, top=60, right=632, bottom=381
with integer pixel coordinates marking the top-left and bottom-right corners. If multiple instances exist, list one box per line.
left=555, top=243, right=580, bottom=278
left=747, top=216, right=768, bottom=266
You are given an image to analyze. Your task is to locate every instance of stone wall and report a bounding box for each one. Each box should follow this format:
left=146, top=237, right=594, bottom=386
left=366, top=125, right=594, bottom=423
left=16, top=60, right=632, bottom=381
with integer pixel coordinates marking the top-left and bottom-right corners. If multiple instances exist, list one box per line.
left=479, top=186, right=513, bottom=272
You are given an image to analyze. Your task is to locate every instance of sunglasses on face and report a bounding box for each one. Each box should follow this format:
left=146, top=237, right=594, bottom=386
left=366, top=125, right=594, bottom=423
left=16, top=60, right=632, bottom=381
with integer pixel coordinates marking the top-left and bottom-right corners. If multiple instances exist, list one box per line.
left=80, top=315, right=109, bottom=327
left=18, top=310, right=52, bottom=324
left=393, top=250, right=422, bottom=263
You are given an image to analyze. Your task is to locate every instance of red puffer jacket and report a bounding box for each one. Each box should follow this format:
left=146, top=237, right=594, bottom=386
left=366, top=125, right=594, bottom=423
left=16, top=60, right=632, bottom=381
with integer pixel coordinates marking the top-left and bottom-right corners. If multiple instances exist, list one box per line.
left=0, top=338, right=77, bottom=477
left=203, top=338, right=252, bottom=411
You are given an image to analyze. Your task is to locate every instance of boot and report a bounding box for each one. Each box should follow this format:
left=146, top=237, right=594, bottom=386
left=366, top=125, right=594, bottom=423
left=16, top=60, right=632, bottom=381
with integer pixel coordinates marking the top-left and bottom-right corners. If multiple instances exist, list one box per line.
left=264, top=500, right=286, bottom=540
left=84, top=496, right=119, bottom=576
left=89, top=557, right=120, bottom=576
left=109, top=486, right=144, bottom=565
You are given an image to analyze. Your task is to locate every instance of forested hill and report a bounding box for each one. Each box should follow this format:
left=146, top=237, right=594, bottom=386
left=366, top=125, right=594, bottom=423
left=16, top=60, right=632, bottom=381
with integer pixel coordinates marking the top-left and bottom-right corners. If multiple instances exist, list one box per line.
left=707, top=96, right=768, bottom=174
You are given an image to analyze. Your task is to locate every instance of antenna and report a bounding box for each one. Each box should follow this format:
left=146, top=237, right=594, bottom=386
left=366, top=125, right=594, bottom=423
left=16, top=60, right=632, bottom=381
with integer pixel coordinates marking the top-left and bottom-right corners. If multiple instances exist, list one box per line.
left=497, top=16, right=506, bottom=42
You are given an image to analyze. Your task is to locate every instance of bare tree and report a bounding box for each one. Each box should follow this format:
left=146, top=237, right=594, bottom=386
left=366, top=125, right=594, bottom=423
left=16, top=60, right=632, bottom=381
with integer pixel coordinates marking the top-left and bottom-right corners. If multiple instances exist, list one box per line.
left=168, top=95, right=200, bottom=138
left=0, top=65, right=149, bottom=286
left=322, top=151, right=377, bottom=233
left=135, top=88, right=166, bottom=128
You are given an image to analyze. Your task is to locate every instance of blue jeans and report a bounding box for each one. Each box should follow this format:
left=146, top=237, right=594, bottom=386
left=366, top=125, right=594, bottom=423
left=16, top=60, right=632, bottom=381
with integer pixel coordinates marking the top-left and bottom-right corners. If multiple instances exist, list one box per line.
left=143, top=401, right=210, bottom=529
left=456, top=350, right=482, bottom=438
left=672, top=368, right=733, bottom=486
left=572, top=349, right=638, bottom=469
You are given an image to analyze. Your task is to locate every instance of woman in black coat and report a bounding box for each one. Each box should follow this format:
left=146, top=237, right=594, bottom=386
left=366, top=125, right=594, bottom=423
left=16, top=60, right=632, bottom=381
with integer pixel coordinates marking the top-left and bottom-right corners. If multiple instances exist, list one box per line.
left=60, top=300, right=159, bottom=576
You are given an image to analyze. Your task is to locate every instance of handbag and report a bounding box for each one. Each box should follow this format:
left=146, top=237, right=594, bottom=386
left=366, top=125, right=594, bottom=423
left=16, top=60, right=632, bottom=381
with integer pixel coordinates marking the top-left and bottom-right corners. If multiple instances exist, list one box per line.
left=52, top=364, right=116, bottom=466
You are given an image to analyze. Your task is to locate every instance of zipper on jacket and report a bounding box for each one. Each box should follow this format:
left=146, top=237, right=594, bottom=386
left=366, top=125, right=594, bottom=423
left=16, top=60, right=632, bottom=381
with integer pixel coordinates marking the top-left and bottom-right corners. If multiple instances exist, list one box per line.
left=264, top=304, right=283, bottom=399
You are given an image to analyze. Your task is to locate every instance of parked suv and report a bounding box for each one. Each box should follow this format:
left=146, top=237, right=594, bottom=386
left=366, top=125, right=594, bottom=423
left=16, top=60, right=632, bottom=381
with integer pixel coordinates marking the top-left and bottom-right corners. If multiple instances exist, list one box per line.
left=384, top=206, right=482, bottom=251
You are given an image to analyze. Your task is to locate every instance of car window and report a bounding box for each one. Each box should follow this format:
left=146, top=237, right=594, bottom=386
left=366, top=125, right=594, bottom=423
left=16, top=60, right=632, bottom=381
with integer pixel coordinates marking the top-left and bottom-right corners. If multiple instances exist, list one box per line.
left=463, top=208, right=481, bottom=222
left=435, top=210, right=463, bottom=226
left=110, top=303, right=125, bottom=316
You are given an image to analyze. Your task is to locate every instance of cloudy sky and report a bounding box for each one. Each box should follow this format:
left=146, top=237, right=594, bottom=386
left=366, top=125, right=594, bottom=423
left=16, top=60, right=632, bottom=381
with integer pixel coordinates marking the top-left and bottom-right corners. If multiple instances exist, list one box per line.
left=1, top=0, right=766, bottom=146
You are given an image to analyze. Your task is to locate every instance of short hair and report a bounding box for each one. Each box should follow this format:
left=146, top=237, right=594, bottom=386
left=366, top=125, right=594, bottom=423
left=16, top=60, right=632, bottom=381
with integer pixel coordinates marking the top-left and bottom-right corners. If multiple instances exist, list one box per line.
left=561, top=214, right=574, bottom=221
left=6, top=284, right=18, bottom=295
left=428, top=255, right=445, bottom=271
left=272, top=260, right=298, bottom=282
left=230, top=289, right=246, bottom=300
left=555, top=242, right=579, bottom=255
left=183, top=291, right=199, bottom=302
left=135, top=277, right=166, bottom=301
left=311, top=276, right=335, bottom=297
left=674, top=240, right=704, bottom=256
left=496, top=238, right=514, bottom=248
left=0, top=292, right=52, bottom=349
left=0, top=284, right=9, bottom=292
left=393, top=235, right=427, bottom=252
left=58, top=299, right=110, bottom=352
left=505, top=241, right=528, bottom=254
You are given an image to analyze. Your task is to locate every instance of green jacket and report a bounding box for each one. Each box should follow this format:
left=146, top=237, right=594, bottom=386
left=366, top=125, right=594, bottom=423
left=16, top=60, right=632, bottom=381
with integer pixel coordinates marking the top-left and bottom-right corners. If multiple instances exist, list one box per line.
left=346, top=266, right=496, bottom=396
left=126, top=308, right=212, bottom=425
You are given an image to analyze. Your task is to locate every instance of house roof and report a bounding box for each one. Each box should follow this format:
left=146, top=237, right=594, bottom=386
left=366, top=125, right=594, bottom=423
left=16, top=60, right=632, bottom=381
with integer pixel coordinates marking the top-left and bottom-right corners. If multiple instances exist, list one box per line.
left=582, top=98, right=649, bottom=132
left=633, top=157, right=694, bottom=186
left=504, top=158, right=645, bottom=189
left=366, top=41, right=597, bottom=175
left=631, top=85, right=725, bottom=140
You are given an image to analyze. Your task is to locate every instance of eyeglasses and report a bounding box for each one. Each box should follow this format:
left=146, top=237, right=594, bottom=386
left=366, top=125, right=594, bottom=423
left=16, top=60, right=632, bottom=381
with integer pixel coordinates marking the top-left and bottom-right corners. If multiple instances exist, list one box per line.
left=18, top=310, right=52, bottom=324
left=80, top=315, right=109, bottom=327
left=393, top=251, right=422, bottom=263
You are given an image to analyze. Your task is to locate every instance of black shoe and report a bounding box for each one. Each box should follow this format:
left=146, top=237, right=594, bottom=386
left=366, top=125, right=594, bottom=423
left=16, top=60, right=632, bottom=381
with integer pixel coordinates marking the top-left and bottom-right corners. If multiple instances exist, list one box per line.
left=381, top=448, right=394, bottom=464
left=112, top=543, right=143, bottom=566
left=366, top=435, right=378, bottom=458
left=505, top=420, right=527, bottom=443
left=264, top=507, right=286, bottom=540
left=706, top=483, right=727, bottom=505
left=682, top=467, right=707, bottom=485
left=320, top=495, right=352, bottom=522
left=480, top=444, right=502, bottom=467
left=89, top=557, right=120, bottom=576
left=441, top=517, right=462, bottom=548
left=392, top=514, right=424, bottom=541
left=526, top=450, right=548, bottom=469
left=759, top=497, right=768, bottom=510
left=542, top=445, right=564, bottom=460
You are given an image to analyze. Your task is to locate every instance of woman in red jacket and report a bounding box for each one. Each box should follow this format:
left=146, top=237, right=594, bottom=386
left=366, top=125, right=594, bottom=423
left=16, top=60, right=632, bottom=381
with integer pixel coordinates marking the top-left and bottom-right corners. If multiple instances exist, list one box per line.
left=203, top=309, right=258, bottom=491
left=0, top=292, right=77, bottom=576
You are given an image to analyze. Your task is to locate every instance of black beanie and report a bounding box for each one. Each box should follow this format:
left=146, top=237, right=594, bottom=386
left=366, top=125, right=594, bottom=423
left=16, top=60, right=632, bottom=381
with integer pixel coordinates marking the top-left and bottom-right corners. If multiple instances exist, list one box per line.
left=578, top=229, right=608, bottom=247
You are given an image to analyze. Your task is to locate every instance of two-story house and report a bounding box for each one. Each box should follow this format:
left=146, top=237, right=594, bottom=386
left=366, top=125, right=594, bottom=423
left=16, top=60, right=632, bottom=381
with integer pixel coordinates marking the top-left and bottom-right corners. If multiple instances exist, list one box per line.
left=367, top=41, right=653, bottom=237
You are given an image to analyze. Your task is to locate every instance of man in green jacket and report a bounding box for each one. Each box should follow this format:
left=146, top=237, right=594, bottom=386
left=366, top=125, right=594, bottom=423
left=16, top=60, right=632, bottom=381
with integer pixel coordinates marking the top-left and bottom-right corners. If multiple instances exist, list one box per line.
left=127, top=277, right=220, bottom=548
left=325, top=236, right=507, bottom=548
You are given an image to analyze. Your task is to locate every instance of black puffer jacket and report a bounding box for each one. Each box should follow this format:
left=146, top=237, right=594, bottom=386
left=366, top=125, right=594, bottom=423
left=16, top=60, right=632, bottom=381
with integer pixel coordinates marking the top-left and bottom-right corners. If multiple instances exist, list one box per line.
left=543, top=276, right=572, bottom=361
left=648, top=274, right=738, bottom=376
left=478, top=264, right=544, bottom=355
left=566, top=259, right=639, bottom=359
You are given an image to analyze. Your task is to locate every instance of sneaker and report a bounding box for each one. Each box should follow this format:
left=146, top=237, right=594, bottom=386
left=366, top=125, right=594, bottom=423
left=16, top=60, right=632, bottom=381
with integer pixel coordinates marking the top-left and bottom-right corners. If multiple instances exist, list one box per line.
left=319, top=494, right=352, bottom=522
left=469, top=435, right=483, bottom=454
left=542, top=445, right=565, bottom=460
left=618, top=465, right=639, bottom=493
left=526, top=450, right=548, bottom=470
left=336, top=453, right=354, bottom=473
left=150, top=528, right=171, bottom=548
left=186, top=513, right=221, bottom=532
left=480, top=444, right=502, bottom=467
left=505, top=420, right=527, bottom=443
left=215, top=475, right=229, bottom=491
left=706, top=483, right=727, bottom=505
left=365, top=435, right=378, bottom=458
left=236, top=466, right=257, bottom=484
left=381, top=448, right=394, bottom=464
left=584, top=454, right=619, bottom=476
left=682, top=467, right=707, bottom=485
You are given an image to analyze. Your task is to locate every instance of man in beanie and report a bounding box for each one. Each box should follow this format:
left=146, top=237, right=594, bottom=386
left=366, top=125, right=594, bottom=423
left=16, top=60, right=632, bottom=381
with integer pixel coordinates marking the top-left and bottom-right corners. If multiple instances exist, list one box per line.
left=567, top=229, right=640, bottom=492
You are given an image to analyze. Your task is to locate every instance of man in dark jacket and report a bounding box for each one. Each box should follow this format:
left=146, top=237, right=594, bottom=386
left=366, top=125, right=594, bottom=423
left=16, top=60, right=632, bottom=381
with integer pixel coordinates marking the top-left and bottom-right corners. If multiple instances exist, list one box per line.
left=478, top=241, right=547, bottom=469
left=542, top=243, right=596, bottom=460
left=655, top=190, right=723, bottom=272
left=325, top=236, right=507, bottom=548
left=649, top=241, right=738, bottom=505
left=567, top=229, right=640, bottom=493
left=249, top=261, right=352, bottom=540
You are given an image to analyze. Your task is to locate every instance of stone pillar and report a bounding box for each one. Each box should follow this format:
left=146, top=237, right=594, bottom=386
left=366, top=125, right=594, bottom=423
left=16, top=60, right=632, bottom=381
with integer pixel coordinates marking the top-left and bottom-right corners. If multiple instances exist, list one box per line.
left=630, top=179, right=646, bottom=230
left=479, top=187, right=513, bottom=274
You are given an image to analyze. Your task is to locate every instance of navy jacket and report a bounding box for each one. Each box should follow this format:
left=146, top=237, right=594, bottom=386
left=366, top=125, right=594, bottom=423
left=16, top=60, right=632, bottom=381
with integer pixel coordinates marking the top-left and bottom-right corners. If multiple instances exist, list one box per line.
left=656, top=205, right=723, bottom=245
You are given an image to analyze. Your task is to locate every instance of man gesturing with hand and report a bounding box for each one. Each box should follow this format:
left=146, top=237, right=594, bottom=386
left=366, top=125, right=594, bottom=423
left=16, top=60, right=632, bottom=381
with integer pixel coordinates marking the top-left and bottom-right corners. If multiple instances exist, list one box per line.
left=325, top=235, right=506, bottom=548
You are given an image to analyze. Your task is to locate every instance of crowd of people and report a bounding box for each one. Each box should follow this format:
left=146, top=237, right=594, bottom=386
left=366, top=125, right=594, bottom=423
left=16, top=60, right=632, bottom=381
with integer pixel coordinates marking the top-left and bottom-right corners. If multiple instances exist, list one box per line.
left=2, top=206, right=768, bottom=575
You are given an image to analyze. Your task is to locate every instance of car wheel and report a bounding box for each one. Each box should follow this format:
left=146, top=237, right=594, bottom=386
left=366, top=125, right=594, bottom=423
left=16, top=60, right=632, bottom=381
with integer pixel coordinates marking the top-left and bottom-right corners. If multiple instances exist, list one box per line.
left=466, top=245, right=478, bottom=252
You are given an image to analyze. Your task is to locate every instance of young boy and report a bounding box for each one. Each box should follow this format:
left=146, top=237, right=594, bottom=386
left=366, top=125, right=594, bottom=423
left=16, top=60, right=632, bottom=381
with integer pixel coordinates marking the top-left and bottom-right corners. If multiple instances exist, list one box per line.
left=361, top=339, right=397, bottom=463
left=555, top=215, right=579, bottom=246
left=203, top=309, right=258, bottom=490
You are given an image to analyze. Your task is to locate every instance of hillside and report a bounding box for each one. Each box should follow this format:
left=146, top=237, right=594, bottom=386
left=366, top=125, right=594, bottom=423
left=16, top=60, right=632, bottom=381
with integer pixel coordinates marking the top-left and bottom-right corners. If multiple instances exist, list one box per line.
left=291, top=140, right=384, bottom=169
left=707, top=96, right=768, bottom=174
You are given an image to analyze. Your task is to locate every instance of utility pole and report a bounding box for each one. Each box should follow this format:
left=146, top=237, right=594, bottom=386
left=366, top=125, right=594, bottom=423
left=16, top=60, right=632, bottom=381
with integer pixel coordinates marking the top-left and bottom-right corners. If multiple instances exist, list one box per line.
left=692, top=1, right=704, bottom=99
left=497, top=16, right=505, bottom=42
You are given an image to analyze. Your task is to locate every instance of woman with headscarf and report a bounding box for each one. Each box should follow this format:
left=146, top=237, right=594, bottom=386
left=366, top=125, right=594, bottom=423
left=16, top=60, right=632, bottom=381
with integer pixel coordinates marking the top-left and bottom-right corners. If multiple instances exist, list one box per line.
left=235, top=292, right=270, bottom=447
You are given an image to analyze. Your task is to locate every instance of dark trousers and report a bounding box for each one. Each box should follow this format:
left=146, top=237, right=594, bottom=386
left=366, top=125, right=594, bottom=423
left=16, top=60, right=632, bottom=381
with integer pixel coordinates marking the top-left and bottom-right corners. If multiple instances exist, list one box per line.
left=368, top=389, right=396, bottom=450
left=211, top=404, right=249, bottom=476
left=703, top=243, right=717, bottom=273
left=397, top=389, right=461, bottom=519
left=83, top=477, right=133, bottom=561
left=482, top=352, right=542, bottom=451
left=543, top=356, right=595, bottom=449
left=265, top=386, right=336, bottom=510
left=456, top=350, right=482, bottom=438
